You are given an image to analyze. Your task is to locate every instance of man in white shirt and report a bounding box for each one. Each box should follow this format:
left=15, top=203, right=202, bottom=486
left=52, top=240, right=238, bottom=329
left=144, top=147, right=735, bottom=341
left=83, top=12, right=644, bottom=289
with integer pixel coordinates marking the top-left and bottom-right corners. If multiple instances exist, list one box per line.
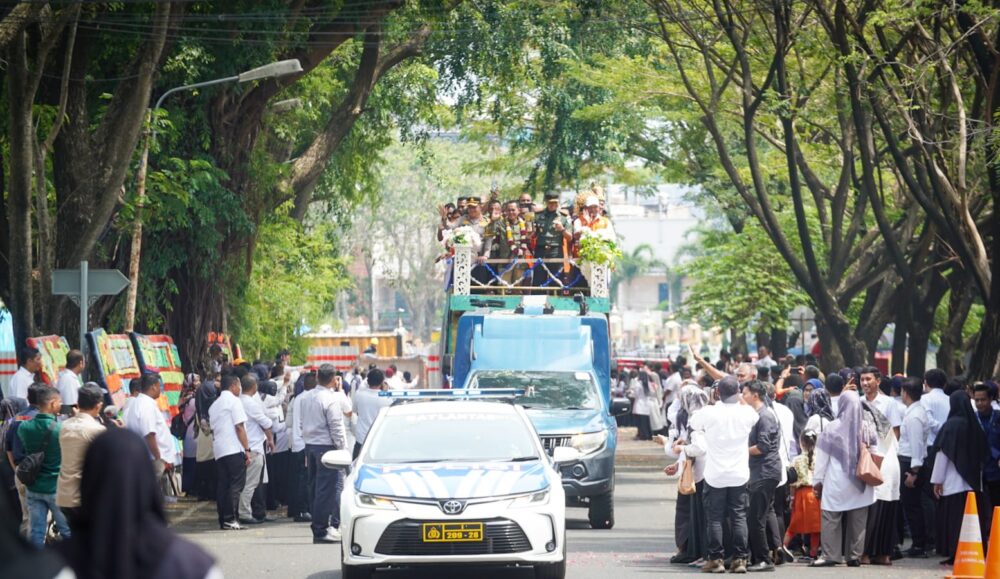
left=352, top=369, right=392, bottom=459
left=8, top=346, right=41, bottom=400
left=921, top=369, right=950, bottom=447
left=287, top=371, right=318, bottom=522
left=898, top=378, right=931, bottom=557
left=861, top=367, right=902, bottom=437
left=56, top=350, right=86, bottom=415
left=209, top=374, right=251, bottom=530
left=331, top=375, right=353, bottom=449
left=687, top=376, right=759, bottom=573
left=238, top=375, right=274, bottom=525
left=300, top=364, right=347, bottom=543
left=124, top=373, right=176, bottom=492
left=755, top=346, right=775, bottom=369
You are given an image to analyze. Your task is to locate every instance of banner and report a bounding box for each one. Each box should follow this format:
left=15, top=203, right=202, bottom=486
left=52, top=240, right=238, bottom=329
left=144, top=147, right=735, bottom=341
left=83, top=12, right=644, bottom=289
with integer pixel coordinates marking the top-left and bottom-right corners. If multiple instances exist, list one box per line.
left=87, top=329, right=141, bottom=408
left=0, top=310, right=15, bottom=397
left=25, top=335, right=70, bottom=385
left=130, top=333, right=185, bottom=416
left=207, top=332, right=241, bottom=362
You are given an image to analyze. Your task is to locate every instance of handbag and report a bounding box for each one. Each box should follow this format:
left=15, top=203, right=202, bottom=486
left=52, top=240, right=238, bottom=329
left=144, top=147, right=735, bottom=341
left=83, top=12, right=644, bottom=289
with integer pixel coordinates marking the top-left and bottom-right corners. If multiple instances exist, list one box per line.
left=857, top=443, right=884, bottom=486
left=678, top=458, right=696, bottom=495
left=16, top=422, right=57, bottom=486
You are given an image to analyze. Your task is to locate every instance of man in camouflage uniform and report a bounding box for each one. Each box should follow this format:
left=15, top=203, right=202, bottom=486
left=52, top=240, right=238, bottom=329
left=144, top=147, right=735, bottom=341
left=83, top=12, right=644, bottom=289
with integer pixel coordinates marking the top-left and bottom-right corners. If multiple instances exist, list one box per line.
left=483, top=201, right=532, bottom=289
left=531, top=192, right=572, bottom=289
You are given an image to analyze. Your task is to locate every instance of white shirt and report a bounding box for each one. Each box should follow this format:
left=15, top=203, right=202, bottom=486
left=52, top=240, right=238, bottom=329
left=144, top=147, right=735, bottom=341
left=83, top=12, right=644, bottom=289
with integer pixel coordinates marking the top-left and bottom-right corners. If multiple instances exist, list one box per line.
left=125, top=392, right=176, bottom=463
left=209, top=390, right=248, bottom=459
left=688, top=401, right=759, bottom=488
left=898, top=402, right=930, bottom=467
left=813, top=443, right=877, bottom=512
left=921, top=389, right=950, bottom=446
left=831, top=394, right=841, bottom=416
left=330, top=390, right=352, bottom=445
left=804, top=414, right=830, bottom=435
left=868, top=392, right=903, bottom=429
left=9, top=367, right=34, bottom=400
left=289, top=390, right=315, bottom=453
left=931, top=452, right=973, bottom=497
left=756, top=356, right=775, bottom=368
left=353, top=387, right=393, bottom=446
left=874, top=427, right=901, bottom=502
left=300, top=386, right=346, bottom=448
left=240, top=394, right=273, bottom=454
left=56, top=369, right=82, bottom=406
left=773, top=402, right=794, bottom=485
left=663, top=372, right=682, bottom=405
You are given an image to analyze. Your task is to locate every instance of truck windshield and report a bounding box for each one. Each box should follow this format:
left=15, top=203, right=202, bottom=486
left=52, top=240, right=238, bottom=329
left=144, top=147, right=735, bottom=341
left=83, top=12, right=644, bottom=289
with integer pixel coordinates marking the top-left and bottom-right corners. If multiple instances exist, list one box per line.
left=469, top=371, right=602, bottom=410
left=365, top=413, right=539, bottom=463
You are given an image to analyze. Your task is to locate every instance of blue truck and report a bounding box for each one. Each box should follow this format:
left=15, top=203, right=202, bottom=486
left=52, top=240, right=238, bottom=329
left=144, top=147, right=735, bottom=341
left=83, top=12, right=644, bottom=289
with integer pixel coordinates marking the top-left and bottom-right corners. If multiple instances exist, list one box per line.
left=440, top=266, right=629, bottom=529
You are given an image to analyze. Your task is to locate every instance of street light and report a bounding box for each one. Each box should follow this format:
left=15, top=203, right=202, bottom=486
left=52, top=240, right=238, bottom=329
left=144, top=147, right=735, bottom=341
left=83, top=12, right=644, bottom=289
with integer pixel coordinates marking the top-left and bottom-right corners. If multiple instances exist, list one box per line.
left=124, top=59, right=303, bottom=331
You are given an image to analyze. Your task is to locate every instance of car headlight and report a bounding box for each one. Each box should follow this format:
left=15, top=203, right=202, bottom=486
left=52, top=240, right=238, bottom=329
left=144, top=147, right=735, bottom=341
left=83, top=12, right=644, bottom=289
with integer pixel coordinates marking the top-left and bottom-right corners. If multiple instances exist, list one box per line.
left=510, top=490, right=550, bottom=508
left=355, top=493, right=397, bottom=510
left=571, top=430, right=607, bottom=455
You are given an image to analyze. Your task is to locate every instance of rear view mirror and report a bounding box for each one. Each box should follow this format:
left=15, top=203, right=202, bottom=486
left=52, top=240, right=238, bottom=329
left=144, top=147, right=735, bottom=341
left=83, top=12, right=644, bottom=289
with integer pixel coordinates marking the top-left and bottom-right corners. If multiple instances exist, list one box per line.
left=321, top=449, right=353, bottom=469
left=552, top=446, right=582, bottom=464
left=610, top=397, right=631, bottom=416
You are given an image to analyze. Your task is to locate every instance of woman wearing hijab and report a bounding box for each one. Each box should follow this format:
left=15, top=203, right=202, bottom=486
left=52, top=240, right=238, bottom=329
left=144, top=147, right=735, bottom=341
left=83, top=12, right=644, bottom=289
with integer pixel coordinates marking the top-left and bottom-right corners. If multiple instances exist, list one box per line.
left=660, top=385, right=711, bottom=565
left=931, top=390, right=989, bottom=566
left=194, top=374, right=219, bottom=502
left=804, top=389, right=834, bottom=435
left=56, top=429, right=220, bottom=579
left=861, top=398, right=899, bottom=565
left=809, top=391, right=879, bottom=567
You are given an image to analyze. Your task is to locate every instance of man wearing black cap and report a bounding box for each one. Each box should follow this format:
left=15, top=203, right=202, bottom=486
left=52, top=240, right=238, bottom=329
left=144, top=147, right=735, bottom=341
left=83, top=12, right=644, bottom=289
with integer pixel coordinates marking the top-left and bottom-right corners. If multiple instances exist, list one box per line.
left=683, top=376, right=759, bottom=573
left=531, top=192, right=572, bottom=288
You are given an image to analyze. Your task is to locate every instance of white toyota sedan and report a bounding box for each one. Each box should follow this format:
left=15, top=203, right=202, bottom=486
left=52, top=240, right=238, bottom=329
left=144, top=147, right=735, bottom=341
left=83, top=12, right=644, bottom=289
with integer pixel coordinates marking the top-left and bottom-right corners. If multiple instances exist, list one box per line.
left=323, top=399, right=575, bottom=579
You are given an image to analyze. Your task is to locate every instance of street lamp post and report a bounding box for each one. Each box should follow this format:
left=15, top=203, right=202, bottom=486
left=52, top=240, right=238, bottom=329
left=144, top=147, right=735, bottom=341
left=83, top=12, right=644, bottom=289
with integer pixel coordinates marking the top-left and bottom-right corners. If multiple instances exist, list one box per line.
left=123, top=60, right=303, bottom=331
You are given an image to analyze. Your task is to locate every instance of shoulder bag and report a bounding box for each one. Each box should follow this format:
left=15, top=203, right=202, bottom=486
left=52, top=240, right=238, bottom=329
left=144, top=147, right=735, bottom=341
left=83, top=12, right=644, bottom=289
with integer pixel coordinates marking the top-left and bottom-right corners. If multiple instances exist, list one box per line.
left=857, top=442, right=884, bottom=486
left=678, top=458, right=697, bottom=495
left=16, top=422, right=57, bottom=486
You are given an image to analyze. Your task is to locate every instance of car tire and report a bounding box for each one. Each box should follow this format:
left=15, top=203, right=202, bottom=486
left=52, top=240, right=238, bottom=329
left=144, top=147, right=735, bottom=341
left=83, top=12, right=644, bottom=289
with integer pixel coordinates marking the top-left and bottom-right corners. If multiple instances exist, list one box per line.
left=535, top=537, right=567, bottom=579
left=341, top=544, right=373, bottom=579
left=587, top=490, right=614, bottom=529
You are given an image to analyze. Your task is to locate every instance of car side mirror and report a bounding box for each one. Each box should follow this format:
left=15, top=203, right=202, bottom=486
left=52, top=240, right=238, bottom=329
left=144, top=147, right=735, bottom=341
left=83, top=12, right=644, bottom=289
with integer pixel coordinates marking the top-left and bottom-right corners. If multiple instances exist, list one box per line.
left=321, top=449, right=353, bottom=469
left=552, top=446, right=582, bottom=464
left=610, top=397, right=631, bottom=416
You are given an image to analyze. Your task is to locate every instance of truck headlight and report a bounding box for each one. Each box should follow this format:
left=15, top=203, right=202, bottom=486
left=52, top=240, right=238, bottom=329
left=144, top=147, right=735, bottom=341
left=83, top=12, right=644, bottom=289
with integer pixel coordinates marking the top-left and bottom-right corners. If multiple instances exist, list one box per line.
left=571, top=431, right=607, bottom=455
left=355, top=493, right=397, bottom=510
left=510, top=490, right=550, bottom=508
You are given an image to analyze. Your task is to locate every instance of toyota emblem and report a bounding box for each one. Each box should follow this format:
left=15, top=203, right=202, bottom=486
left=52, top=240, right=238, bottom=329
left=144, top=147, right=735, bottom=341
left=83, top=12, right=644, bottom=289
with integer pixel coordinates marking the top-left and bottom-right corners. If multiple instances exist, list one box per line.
left=441, top=500, right=465, bottom=515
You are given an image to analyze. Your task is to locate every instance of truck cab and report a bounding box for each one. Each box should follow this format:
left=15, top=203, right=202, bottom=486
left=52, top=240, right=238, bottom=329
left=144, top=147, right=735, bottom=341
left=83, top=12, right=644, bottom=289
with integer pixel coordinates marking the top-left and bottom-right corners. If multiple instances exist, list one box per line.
left=439, top=248, right=628, bottom=529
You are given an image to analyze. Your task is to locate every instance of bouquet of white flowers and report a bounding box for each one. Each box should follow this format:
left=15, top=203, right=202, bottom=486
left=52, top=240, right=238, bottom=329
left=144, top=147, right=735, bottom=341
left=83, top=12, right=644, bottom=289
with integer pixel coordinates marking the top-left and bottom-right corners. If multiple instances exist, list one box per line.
left=442, top=225, right=480, bottom=250
left=577, top=229, right=622, bottom=268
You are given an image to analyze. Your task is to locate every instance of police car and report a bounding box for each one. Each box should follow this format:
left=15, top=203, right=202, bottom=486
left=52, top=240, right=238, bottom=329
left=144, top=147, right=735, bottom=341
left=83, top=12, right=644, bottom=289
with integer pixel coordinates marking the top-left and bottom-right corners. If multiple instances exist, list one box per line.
left=322, top=390, right=576, bottom=579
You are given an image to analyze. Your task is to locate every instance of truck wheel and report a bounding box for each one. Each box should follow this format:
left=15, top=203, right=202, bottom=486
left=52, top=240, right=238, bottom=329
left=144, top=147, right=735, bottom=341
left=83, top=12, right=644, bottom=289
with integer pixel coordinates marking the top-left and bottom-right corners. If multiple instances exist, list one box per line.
left=587, top=491, right=615, bottom=529
left=535, top=538, right=567, bottom=579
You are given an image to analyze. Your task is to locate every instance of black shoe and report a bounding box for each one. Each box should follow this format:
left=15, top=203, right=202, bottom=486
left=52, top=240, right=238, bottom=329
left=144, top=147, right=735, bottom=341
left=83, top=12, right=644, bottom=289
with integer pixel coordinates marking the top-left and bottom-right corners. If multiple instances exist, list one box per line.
left=256, top=516, right=277, bottom=523
left=939, top=558, right=954, bottom=566
left=747, top=561, right=774, bottom=572
left=891, top=547, right=903, bottom=561
left=846, top=559, right=861, bottom=567
left=777, top=547, right=794, bottom=564
left=671, top=554, right=698, bottom=564
left=904, top=548, right=927, bottom=558
left=808, top=559, right=838, bottom=567
left=239, top=518, right=263, bottom=525
left=293, top=512, right=312, bottom=522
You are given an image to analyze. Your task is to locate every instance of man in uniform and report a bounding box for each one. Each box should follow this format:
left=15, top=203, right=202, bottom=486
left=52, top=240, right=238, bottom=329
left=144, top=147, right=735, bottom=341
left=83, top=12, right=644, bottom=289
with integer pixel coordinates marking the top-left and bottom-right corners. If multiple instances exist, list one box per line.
left=484, top=200, right=531, bottom=287
left=532, top=192, right=572, bottom=289
left=450, top=197, right=492, bottom=285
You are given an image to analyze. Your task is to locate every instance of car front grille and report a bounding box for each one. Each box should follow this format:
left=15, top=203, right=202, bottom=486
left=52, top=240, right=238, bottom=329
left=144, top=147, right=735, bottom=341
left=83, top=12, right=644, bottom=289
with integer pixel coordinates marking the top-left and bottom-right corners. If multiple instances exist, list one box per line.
left=374, top=518, right=532, bottom=556
left=539, top=436, right=572, bottom=456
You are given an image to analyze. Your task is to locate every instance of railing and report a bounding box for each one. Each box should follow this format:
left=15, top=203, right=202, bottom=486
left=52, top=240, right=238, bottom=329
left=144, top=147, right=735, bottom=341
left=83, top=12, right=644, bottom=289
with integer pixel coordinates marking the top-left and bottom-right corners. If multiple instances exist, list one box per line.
left=450, top=244, right=609, bottom=298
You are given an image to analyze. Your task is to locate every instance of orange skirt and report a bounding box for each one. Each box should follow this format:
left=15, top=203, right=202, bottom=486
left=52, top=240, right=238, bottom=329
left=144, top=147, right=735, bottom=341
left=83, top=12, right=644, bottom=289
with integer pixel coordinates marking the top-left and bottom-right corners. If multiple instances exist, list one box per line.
left=787, top=486, right=821, bottom=535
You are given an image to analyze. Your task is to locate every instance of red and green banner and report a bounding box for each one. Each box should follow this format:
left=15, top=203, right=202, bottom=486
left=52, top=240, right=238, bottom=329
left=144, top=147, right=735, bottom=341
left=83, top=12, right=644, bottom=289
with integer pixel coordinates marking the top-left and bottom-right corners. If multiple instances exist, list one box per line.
left=87, top=329, right=141, bottom=408
left=26, top=335, right=71, bottom=385
left=130, top=333, right=185, bottom=416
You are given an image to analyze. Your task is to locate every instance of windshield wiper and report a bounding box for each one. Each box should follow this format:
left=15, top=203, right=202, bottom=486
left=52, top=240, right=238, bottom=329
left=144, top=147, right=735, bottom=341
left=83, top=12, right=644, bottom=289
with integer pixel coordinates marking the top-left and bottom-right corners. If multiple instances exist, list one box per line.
left=388, top=459, right=448, bottom=464
left=508, top=456, right=539, bottom=462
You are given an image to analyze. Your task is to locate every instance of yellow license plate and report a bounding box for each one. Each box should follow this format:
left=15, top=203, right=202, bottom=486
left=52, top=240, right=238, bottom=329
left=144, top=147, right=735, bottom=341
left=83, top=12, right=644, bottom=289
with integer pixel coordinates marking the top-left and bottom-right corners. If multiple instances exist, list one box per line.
left=422, top=522, right=484, bottom=542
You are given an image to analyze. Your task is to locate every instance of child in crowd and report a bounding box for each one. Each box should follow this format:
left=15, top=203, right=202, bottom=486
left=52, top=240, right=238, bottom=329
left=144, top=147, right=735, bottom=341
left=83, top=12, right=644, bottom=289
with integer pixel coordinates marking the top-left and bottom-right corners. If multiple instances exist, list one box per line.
left=785, top=430, right=821, bottom=559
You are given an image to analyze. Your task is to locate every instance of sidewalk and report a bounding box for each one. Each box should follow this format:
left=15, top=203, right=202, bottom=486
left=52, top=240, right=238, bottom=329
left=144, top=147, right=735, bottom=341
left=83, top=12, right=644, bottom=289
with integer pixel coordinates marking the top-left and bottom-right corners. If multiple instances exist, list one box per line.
left=614, top=426, right=671, bottom=467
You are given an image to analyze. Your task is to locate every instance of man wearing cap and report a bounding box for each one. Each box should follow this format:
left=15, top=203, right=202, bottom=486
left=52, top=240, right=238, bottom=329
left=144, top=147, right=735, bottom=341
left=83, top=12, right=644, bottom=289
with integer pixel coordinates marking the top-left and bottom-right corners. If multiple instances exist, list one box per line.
left=449, top=197, right=493, bottom=285
left=363, top=338, right=378, bottom=355
left=573, top=195, right=615, bottom=243
left=683, top=376, right=760, bottom=573
left=532, top=192, right=572, bottom=288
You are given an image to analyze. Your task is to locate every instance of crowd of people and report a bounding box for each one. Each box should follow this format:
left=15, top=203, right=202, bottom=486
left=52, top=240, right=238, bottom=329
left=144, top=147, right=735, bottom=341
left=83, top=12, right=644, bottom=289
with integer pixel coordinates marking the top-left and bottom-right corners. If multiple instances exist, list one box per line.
left=0, top=343, right=407, bottom=577
left=436, top=184, right=616, bottom=290
left=617, top=345, right=1000, bottom=573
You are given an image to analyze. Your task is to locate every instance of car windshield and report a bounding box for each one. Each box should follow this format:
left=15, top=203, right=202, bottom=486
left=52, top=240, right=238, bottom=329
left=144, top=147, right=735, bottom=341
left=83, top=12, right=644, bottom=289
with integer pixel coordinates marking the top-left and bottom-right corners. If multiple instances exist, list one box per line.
left=365, top=411, right=539, bottom=463
left=468, top=371, right=602, bottom=410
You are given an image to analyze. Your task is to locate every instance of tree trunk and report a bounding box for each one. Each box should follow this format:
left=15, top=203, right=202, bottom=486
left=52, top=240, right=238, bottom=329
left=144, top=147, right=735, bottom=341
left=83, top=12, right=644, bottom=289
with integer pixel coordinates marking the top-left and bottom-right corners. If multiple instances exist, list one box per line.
left=815, top=318, right=846, bottom=374
left=936, top=284, right=974, bottom=375
left=891, top=305, right=908, bottom=375
left=769, top=328, right=788, bottom=359
left=6, top=30, right=36, bottom=347
left=729, top=331, right=748, bottom=360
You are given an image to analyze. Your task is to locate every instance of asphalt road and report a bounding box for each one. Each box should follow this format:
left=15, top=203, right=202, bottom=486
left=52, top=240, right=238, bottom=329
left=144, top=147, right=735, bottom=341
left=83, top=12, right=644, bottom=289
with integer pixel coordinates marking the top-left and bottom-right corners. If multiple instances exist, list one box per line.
left=173, top=434, right=950, bottom=579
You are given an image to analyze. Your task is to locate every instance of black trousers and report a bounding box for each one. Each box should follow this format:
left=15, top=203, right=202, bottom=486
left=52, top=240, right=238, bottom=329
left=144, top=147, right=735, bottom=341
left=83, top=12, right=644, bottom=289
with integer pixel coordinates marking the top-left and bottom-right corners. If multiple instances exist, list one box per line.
left=286, top=450, right=310, bottom=517
left=769, top=483, right=788, bottom=549
left=216, top=453, right=247, bottom=526
left=899, top=456, right=928, bottom=551
left=61, top=506, right=84, bottom=534
left=307, top=444, right=344, bottom=537
left=706, top=483, right=749, bottom=560
left=195, top=458, right=217, bottom=501
left=748, top=478, right=778, bottom=564
left=634, top=415, right=652, bottom=440
left=353, top=442, right=363, bottom=460
left=266, top=450, right=290, bottom=509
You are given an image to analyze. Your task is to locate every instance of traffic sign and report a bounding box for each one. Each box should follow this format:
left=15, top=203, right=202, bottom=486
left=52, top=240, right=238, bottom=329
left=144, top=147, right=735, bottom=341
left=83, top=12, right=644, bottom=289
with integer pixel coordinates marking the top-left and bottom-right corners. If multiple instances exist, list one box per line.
left=52, top=268, right=130, bottom=297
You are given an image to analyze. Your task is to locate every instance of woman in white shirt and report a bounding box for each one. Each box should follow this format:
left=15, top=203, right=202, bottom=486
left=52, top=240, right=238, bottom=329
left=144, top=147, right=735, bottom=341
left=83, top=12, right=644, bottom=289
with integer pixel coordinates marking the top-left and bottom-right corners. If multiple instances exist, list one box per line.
left=860, top=399, right=900, bottom=565
left=804, top=389, right=833, bottom=435
left=931, top=390, right=989, bottom=566
left=629, top=371, right=657, bottom=440
left=659, top=385, right=710, bottom=565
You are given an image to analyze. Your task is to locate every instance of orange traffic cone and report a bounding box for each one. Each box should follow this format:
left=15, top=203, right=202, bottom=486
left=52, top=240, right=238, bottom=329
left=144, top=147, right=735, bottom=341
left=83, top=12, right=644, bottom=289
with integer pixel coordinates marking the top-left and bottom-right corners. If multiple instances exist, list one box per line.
left=984, top=507, right=1000, bottom=579
left=949, top=492, right=986, bottom=578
